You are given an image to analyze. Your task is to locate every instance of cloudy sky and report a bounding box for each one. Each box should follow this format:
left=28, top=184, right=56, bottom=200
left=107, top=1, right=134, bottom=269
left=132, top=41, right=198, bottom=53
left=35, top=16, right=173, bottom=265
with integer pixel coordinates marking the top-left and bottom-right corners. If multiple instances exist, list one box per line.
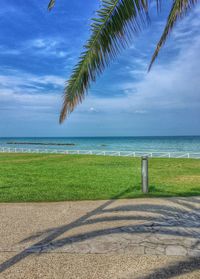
left=0, top=0, right=200, bottom=137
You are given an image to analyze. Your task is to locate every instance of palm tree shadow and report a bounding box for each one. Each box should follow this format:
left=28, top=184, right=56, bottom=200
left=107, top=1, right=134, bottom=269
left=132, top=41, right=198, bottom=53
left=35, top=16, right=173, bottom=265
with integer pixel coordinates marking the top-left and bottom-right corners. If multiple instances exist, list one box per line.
left=1, top=189, right=200, bottom=279
left=0, top=188, right=131, bottom=273
left=134, top=257, right=200, bottom=279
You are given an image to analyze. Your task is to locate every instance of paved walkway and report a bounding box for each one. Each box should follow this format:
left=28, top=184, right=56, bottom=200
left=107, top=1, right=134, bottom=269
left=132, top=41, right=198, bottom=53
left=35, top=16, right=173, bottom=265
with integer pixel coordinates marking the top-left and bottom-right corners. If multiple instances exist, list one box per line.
left=1, top=197, right=200, bottom=278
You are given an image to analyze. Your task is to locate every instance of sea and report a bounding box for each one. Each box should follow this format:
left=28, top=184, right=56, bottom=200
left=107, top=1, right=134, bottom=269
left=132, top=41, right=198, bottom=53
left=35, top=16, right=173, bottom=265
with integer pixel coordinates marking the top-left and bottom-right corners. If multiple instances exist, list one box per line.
left=0, top=136, right=200, bottom=153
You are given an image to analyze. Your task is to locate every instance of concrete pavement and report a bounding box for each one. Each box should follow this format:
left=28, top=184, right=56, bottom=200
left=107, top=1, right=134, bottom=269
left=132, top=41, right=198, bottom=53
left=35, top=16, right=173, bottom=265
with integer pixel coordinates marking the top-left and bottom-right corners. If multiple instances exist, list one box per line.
left=1, top=197, right=200, bottom=278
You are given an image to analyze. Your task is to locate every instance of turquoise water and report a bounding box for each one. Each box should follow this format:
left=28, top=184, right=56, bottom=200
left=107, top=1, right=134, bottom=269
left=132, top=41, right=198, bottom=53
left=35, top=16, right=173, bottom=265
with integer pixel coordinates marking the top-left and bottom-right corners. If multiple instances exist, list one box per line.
left=0, top=136, right=200, bottom=152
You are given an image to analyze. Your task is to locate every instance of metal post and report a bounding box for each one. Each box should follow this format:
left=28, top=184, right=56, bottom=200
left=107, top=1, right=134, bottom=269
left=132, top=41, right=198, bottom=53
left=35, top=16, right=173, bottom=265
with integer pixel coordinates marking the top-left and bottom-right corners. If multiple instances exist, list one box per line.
left=141, top=156, right=148, bottom=193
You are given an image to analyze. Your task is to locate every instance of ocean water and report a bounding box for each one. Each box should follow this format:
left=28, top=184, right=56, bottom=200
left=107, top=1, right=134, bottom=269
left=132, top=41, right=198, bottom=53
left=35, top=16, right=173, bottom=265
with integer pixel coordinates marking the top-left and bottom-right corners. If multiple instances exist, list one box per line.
left=0, top=136, right=200, bottom=152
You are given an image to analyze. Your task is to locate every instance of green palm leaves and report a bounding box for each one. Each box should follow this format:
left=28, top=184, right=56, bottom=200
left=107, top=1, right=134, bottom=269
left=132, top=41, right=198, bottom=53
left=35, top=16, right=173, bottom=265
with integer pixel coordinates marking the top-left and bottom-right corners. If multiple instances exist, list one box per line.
left=48, top=0, right=55, bottom=11
left=59, top=0, right=149, bottom=123
left=149, top=0, right=198, bottom=70
left=48, top=0, right=198, bottom=123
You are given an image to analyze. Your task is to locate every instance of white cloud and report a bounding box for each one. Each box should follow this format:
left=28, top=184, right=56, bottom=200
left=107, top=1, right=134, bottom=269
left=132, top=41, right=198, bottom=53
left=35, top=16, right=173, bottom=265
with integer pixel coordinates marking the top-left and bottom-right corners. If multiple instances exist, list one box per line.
left=29, top=39, right=52, bottom=48
left=0, top=69, right=64, bottom=112
left=24, top=37, right=70, bottom=58
left=0, top=37, right=70, bottom=58
left=0, top=69, right=65, bottom=89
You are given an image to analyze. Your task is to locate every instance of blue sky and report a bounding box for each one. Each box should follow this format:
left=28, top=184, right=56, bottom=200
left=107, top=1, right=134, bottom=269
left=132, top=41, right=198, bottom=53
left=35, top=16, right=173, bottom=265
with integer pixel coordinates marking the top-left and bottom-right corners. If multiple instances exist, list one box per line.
left=0, top=0, right=200, bottom=137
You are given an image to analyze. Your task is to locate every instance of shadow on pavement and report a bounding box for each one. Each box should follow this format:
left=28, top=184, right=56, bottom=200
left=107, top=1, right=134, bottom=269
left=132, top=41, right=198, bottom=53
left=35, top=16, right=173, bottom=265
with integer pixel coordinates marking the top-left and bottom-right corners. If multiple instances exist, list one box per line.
left=1, top=191, right=200, bottom=279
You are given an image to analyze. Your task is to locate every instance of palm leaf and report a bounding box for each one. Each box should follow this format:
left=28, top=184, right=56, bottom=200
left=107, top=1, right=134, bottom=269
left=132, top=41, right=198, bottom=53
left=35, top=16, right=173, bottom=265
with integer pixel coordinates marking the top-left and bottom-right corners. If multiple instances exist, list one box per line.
left=59, top=0, right=150, bottom=123
left=48, top=0, right=55, bottom=11
left=148, top=0, right=198, bottom=70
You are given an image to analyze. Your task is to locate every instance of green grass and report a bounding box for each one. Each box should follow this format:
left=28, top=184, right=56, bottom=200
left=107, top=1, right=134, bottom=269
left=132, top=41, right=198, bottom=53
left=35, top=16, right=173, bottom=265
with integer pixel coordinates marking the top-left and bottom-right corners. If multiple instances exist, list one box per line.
left=0, top=153, right=200, bottom=202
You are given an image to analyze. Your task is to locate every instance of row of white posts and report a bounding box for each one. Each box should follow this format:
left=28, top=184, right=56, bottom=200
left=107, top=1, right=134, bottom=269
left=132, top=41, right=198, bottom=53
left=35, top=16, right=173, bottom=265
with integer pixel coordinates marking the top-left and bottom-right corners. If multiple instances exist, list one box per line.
left=1, top=147, right=200, bottom=158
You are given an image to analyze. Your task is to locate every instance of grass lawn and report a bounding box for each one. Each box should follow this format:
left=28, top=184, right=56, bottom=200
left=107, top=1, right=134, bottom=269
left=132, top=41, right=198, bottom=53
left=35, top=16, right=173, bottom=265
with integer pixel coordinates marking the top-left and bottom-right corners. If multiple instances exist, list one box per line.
left=0, top=153, right=200, bottom=202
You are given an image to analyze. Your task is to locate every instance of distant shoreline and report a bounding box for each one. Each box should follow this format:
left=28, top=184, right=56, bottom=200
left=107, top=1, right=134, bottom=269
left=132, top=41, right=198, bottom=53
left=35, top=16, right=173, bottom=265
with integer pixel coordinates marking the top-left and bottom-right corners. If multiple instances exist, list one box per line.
left=7, top=142, right=75, bottom=146
left=2, top=136, right=199, bottom=153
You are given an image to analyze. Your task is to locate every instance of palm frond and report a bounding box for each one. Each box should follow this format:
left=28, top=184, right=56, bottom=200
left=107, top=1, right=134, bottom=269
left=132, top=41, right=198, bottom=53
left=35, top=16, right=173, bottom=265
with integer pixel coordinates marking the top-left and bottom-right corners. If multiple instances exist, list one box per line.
left=60, top=0, right=150, bottom=123
left=48, top=0, right=55, bottom=11
left=148, top=0, right=198, bottom=70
